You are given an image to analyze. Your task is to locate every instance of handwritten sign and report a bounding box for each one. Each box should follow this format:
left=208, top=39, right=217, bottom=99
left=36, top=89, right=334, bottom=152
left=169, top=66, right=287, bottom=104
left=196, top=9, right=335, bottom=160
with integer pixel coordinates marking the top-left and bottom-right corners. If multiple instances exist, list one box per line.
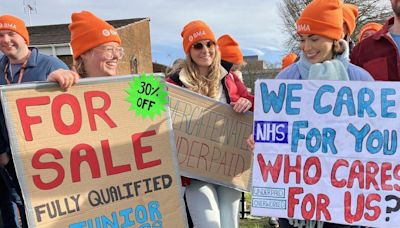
left=251, top=79, right=400, bottom=227
left=1, top=76, right=187, bottom=227
left=167, top=84, right=253, bottom=191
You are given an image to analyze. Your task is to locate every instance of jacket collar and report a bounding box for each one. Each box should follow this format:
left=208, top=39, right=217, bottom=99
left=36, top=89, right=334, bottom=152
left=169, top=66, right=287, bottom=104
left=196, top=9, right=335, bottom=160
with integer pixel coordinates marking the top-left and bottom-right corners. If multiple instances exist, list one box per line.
left=0, top=47, right=39, bottom=68
left=26, top=48, right=39, bottom=67
left=373, top=17, right=394, bottom=40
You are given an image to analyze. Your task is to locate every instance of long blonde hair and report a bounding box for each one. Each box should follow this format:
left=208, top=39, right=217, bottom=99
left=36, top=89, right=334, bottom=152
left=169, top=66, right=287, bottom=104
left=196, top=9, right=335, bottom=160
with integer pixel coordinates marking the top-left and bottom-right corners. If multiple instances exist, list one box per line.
left=179, top=46, right=222, bottom=98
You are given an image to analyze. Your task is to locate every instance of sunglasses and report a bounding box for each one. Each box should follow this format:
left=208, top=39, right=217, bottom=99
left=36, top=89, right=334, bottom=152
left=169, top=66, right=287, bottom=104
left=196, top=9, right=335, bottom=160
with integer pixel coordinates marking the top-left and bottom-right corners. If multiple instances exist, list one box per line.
left=192, top=41, right=215, bottom=50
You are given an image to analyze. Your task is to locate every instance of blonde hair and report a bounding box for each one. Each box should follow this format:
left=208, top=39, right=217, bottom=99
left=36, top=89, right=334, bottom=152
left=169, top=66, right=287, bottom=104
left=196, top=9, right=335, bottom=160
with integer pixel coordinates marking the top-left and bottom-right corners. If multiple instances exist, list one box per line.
left=72, top=57, right=88, bottom=78
left=183, top=46, right=222, bottom=98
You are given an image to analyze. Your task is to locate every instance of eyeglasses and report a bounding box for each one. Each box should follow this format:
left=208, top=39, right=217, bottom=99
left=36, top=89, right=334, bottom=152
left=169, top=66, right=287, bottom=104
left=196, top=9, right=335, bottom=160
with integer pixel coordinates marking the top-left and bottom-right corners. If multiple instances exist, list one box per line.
left=95, top=45, right=125, bottom=60
left=192, top=41, right=215, bottom=50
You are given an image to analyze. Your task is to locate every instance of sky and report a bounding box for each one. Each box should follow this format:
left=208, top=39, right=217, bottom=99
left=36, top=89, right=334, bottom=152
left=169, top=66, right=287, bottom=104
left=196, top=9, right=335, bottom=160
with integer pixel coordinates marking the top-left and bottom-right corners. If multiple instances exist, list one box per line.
left=0, top=0, right=289, bottom=66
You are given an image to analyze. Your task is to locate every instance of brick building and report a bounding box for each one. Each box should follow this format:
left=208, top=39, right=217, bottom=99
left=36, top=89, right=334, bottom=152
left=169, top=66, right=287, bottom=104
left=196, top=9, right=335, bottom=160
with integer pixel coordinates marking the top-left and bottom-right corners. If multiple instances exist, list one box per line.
left=241, top=55, right=279, bottom=91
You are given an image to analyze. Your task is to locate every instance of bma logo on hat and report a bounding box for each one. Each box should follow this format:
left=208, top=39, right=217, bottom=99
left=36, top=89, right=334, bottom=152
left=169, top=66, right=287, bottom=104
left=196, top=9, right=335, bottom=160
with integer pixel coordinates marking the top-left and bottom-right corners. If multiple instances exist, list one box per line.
left=102, top=29, right=111, bottom=36
left=102, top=29, right=118, bottom=37
left=0, top=23, right=17, bottom=29
left=296, top=24, right=311, bottom=32
left=189, top=30, right=206, bottom=42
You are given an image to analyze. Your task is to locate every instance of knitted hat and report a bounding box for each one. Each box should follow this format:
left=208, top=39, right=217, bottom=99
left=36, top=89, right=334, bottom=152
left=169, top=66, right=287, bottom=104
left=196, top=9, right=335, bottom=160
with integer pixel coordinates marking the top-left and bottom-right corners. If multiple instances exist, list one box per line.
left=343, top=4, right=359, bottom=36
left=359, top=22, right=382, bottom=42
left=281, top=53, right=298, bottom=70
left=296, top=0, right=343, bottom=40
left=181, top=20, right=216, bottom=54
left=0, top=15, right=29, bottom=45
left=217, top=34, right=243, bottom=64
left=69, top=11, right=121, bottom=59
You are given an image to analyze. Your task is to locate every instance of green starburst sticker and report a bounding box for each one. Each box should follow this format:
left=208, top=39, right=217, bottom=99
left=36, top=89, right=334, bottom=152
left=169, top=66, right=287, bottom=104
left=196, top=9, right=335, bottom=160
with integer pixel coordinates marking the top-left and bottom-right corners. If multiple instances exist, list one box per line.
left=125, top=73, right=168, bottom=120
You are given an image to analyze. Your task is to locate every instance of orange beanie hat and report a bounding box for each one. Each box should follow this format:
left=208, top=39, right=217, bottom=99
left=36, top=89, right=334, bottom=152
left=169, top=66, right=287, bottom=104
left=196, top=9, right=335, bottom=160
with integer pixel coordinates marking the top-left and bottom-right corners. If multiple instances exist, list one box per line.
left=181, top=20, right=216, bottom=54
left=296, top=0, right=343, bottom=40
left=217, top=34, right=243, bottom=64
left=0, top=15, right=29, bottom=45
left=281, top=53, right=298, bottom=70
left=359, top=22, right=382, bottom=42
left=343, top=4, right=358, bottom=36
left=69, top=11, right=121, bottom=59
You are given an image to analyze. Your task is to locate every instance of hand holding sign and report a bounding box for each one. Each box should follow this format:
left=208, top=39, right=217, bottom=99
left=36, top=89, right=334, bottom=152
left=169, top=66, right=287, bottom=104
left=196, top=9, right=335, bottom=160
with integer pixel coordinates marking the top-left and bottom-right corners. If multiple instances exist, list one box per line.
left=230, top=97, right=252, bottom=113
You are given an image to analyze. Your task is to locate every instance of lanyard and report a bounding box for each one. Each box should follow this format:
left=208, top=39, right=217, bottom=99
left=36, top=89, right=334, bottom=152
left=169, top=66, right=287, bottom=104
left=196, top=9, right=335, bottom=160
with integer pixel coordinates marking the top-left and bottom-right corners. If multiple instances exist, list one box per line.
left=4, top=51, right=31, bottom=85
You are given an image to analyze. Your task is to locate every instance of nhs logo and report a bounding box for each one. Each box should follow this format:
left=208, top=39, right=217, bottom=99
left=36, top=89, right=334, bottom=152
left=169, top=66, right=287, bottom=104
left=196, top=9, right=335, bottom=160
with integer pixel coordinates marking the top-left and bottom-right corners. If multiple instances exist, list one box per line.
left=254, top=121, right=288, bottom=143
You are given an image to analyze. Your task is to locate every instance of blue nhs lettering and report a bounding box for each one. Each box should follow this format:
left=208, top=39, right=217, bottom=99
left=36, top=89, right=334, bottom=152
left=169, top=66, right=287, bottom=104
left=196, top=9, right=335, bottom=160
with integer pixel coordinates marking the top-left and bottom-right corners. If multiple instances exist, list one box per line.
left=254, top=121, right=288, bottom=143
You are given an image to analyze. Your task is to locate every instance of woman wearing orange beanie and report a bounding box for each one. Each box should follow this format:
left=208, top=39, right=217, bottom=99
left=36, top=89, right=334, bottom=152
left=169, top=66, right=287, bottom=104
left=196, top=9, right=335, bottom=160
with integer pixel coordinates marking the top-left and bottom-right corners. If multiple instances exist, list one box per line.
left=217, top=34, right=246, bottom=82
left=68, top=11, right=124, bottom=77
left=275, top=0, right=373, bottom=227
left=167, top=20, right=253, bottom=228
left=358, top=22, right=383, bottom=43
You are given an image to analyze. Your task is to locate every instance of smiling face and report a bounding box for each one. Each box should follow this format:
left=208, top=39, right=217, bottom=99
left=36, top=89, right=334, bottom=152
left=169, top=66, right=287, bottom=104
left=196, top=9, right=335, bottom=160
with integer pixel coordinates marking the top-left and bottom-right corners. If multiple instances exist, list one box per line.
left=189, top=40, right=216, bottom=70
left=80, top=42, right=123, bottom=77
left=299, top=34, right=334, bottom=64
left=0, top=30, right=29, bottom=63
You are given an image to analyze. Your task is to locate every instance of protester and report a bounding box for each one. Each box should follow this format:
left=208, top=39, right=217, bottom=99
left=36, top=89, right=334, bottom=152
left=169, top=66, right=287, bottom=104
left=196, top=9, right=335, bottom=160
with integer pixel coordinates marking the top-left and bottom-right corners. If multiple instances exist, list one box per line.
left=342, top=3, right=358, bottom=51
left=166, top=20, right=254, bottom=228
left=281, top=52, right=298, bottom=70
left=0, top=14, right=78, bottom=228
left=217, top=34, right=246, bottom=82
left=69, top=11, right=124, bottom=77
left=248, top=0, right=372, bottom=227
left=358, top=22, right=383, bottom=42
left=350, top=0, right=400, bottom=80
left=278, top=0, right=372, bottom=81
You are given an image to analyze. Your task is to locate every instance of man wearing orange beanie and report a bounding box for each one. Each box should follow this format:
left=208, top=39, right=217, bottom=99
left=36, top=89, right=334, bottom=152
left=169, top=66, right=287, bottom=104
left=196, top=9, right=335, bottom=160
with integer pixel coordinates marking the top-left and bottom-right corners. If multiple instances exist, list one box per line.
left=351, top=0, right=400, bottom=81
left=358, top=22, right=383, bottom=42
left=0, top=14, right=78, bottom=228
left=342, top=4, right=358, bottom=52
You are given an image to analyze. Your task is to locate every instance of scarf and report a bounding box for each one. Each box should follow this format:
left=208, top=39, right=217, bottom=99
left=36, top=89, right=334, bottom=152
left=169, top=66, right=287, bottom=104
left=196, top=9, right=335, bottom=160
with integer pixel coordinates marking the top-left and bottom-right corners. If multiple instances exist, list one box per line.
left=296, top=40, right=350, bottom=81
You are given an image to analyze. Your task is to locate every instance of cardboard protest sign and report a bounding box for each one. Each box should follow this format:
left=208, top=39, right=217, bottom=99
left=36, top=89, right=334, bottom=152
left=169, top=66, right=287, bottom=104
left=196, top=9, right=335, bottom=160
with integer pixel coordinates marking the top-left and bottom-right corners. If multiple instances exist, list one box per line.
left=1, top=75, right=187, bottom=227
left=251, top=79, right=400, bottom=227
left=167, top=84, right=253, bottom=191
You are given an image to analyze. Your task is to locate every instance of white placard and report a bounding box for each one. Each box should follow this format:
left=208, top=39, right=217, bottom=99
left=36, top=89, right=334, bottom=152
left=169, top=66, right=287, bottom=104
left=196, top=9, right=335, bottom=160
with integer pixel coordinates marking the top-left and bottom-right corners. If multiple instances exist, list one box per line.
left=251, top=79, right=400, bottom=227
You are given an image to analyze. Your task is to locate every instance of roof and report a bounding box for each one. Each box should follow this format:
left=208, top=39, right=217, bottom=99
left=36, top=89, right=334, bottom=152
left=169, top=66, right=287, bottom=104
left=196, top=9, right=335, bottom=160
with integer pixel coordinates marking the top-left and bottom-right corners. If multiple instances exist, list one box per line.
left=244, top=55, right=259, bottom=60
left=27, top=18, right=148, bottom=45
